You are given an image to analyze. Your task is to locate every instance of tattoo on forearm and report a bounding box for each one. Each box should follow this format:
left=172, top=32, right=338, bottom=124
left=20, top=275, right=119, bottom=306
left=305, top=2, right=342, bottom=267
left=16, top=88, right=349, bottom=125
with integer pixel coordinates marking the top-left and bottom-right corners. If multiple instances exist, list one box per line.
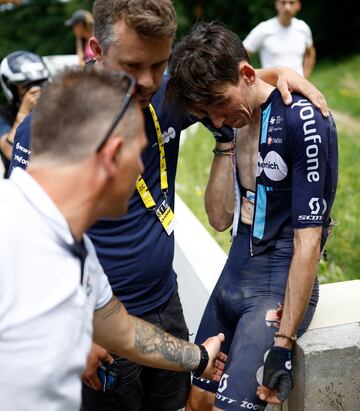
left=132, top=317, right=200, bottom=371
left=101, top=296, right=123, bottom=319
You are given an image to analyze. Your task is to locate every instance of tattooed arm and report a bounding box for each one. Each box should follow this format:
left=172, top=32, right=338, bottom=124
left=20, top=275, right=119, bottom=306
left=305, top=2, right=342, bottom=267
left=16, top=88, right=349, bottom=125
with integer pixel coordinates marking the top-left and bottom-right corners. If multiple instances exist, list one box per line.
left=93, top=296, right=226, bottom=380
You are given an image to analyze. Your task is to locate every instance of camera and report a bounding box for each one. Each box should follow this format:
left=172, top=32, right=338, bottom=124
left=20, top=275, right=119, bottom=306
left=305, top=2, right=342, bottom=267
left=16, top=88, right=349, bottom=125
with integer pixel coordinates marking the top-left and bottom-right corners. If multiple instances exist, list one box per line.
left=97, top=361, right=122, bottom=392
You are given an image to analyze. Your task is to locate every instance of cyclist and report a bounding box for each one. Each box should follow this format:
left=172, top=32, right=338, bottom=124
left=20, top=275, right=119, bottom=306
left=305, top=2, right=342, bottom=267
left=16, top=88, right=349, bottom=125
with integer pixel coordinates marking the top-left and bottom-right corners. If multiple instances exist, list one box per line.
left=167, top=22, right=338, bottom=410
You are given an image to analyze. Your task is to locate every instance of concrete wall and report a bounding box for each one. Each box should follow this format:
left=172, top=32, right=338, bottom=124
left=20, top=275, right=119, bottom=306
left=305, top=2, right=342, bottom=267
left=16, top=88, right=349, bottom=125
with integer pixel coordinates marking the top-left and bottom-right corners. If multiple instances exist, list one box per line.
left=287, top=280, right=360, bottom=411
left=174, top=194, right=226, bottom=340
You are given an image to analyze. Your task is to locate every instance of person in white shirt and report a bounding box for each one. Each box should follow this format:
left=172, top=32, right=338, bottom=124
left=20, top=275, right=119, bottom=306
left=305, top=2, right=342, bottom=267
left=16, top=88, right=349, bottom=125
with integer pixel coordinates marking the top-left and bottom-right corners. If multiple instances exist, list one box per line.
left=0, top=68, right=226, bottom=411
left=243, top=0, right=316, bottom=78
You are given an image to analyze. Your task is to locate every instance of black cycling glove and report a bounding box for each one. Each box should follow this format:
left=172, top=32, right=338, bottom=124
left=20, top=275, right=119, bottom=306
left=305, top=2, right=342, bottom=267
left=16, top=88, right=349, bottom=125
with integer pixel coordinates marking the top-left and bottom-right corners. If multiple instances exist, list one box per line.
left=200, top=116, right=234, bottom=143
left=262, top=347, right=293, bottom=402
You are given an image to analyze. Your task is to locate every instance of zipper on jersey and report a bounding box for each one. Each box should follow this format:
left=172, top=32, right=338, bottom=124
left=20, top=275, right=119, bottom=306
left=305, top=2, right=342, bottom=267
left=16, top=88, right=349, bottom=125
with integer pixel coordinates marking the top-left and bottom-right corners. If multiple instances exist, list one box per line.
left=249, top=185, right=257, bottom=257
left=250, top=104, right=269, bottom=257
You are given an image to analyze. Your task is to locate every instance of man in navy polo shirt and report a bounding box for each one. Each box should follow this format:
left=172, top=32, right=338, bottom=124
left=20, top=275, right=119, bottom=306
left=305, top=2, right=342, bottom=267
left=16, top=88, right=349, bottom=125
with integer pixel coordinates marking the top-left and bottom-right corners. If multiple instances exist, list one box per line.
left=10, top=1, right=329, bottom=410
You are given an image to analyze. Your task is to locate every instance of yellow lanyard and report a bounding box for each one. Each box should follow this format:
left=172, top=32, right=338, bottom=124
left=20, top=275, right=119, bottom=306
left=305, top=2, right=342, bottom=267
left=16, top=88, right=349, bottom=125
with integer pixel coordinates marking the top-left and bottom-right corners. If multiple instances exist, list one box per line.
left=136, top=103, right=168, bottom=209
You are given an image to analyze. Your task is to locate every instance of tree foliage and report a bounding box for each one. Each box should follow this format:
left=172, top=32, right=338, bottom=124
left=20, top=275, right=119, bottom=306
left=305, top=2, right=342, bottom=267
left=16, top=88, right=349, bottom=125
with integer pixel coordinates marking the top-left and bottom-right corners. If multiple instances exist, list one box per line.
left=0, top=0, right=359, bottom=63
left=0, top=0, right=93, bottom=60
left=173, top=0, right=360, bottom=60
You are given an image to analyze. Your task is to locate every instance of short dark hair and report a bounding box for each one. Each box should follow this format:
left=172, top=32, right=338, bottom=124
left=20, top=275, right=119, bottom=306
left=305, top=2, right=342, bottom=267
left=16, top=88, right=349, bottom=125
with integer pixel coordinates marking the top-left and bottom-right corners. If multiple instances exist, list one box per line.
left=93, top=0, right=177, bottom=53
left=166, top=22, right=249, bottom=113
left=31, top=68, right=138, bottom=165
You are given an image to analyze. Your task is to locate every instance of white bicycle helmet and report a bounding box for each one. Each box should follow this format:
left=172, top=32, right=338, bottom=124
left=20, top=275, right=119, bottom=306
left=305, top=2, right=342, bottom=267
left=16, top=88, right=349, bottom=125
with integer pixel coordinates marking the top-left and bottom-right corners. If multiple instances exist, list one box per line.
left=0, top=51, right=50, bottom=104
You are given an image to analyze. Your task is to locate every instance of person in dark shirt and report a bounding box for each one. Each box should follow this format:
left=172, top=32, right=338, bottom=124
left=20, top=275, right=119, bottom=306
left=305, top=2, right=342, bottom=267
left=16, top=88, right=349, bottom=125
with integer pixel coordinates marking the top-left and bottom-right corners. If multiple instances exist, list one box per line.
left=0, top=51, right=49, bottom=178
left=0, top=67, right=226, bottom=411
left=10, top=1, right=330, bottom=410
left=166, top=22, right=337, bottom=410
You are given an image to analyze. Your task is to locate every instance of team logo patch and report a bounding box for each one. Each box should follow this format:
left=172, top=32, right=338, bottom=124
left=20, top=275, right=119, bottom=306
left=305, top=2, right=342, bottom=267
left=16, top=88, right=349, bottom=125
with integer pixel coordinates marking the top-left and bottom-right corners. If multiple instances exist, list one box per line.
left=267, top=135, right=283, bottom=144
left=257, top=151, right=288, bottom=181
left=162, top=127, right=176, bottom=144
left=297, top=198, right=327, bottom=223
left=218, top=373, right=229, bottom=393
left=309, top=197, right=320, bottom=214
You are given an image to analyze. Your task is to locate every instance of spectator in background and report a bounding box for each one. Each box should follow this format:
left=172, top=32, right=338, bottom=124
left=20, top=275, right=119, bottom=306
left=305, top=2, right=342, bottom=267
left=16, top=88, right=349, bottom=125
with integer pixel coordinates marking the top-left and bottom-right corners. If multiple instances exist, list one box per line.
left=243, top=0, right=316, bottom=78
left=0, top=51, right=49, bottom=177
left=65, top=9, right=95, bottom=66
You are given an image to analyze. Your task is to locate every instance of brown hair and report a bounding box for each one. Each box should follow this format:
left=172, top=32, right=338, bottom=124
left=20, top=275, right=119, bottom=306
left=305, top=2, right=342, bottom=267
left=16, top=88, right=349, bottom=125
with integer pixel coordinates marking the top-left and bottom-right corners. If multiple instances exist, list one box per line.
left=93, top=0, right=177, bottom=53
left=31, top=68, right=139, bottom=165
left=166, top=22, right=249, bottom=114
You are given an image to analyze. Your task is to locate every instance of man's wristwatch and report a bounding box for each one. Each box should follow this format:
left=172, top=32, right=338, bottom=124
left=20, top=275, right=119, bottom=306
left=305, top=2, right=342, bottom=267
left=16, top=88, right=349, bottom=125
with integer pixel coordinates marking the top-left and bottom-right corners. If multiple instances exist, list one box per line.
left=192, top=344, right=209, bottom=378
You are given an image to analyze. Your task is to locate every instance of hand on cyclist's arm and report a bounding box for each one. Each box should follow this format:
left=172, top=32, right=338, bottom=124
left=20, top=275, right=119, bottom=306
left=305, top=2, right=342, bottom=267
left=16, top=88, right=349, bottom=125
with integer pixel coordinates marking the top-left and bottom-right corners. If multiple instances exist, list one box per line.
left=256, top=66, right=329, bottom=117
left=93, top=296, right=227, bottom=381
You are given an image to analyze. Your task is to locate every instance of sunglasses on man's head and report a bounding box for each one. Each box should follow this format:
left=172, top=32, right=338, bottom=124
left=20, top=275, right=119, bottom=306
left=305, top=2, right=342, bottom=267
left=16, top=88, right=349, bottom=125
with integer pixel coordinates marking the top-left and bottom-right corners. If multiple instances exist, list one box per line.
left=96, top=71, right=137, bottom=152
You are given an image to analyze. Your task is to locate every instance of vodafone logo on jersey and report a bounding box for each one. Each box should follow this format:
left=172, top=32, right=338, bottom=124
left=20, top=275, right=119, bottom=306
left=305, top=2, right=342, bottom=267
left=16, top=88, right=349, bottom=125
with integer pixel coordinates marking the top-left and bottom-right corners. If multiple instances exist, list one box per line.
left=257, top=151, right=288, bottom=181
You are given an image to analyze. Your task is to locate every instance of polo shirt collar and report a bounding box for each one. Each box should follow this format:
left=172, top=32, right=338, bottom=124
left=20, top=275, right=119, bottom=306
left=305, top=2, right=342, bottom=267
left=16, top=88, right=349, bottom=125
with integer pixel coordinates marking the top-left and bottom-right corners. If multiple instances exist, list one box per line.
left=10, top=167, right=75, bottom=246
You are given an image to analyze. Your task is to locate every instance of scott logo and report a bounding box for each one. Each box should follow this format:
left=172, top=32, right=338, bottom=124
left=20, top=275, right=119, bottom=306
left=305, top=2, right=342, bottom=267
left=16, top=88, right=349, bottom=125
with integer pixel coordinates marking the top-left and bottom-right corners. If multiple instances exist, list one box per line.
left=215, top=393, right=236, bottom=404
left=309, top=197, right=320, bottom=215
left=298, top=198, right=327, bottom=223
left=218, top=373, right=229, bottom=393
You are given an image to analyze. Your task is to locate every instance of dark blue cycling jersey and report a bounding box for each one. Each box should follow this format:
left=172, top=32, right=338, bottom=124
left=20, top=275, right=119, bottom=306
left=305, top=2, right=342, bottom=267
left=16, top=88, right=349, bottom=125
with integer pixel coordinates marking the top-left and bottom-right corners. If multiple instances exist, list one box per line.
left=247, top=89, right=338, bottom=255
left=10, top=77, right=192, bottom=315
left=9, top=113, right=31, bottom=173
left=0, top=105, right=17, bottom=177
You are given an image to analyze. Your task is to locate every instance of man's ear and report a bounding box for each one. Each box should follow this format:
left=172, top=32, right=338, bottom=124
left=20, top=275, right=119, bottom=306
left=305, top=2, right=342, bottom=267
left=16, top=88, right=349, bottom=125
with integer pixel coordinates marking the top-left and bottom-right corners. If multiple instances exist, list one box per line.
left=89, top=37, right=104, bottom=62
left=239, top=62, right=256, bottom=86
left=99, top=136, right=124, bottom=178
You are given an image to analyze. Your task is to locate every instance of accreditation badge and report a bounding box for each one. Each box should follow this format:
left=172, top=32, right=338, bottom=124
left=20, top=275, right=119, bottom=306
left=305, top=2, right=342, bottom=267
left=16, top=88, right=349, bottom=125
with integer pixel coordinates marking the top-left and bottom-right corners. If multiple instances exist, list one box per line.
left=156, top=199, right=176, bottom=236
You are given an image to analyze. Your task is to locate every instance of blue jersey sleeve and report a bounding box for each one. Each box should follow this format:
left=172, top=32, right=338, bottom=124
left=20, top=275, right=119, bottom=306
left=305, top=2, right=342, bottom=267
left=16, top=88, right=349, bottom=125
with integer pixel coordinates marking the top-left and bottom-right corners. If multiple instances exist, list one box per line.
left=287, top=99, right=337, bottom=229
left=9, top=113, right=32, bottom=174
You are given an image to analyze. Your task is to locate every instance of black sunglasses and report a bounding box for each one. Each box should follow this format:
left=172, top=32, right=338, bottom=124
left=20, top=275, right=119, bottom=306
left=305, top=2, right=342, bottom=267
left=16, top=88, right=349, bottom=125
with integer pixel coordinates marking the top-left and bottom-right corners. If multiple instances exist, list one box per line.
left=96, top=72, right=137, bottom=152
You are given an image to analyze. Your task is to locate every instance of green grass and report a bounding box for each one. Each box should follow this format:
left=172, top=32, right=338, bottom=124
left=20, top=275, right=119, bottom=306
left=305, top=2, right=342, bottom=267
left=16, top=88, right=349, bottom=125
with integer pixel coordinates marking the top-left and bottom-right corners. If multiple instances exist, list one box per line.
left=310, top=55, right=360, bottom=118
left=176, top=55, right=360, bottom=282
